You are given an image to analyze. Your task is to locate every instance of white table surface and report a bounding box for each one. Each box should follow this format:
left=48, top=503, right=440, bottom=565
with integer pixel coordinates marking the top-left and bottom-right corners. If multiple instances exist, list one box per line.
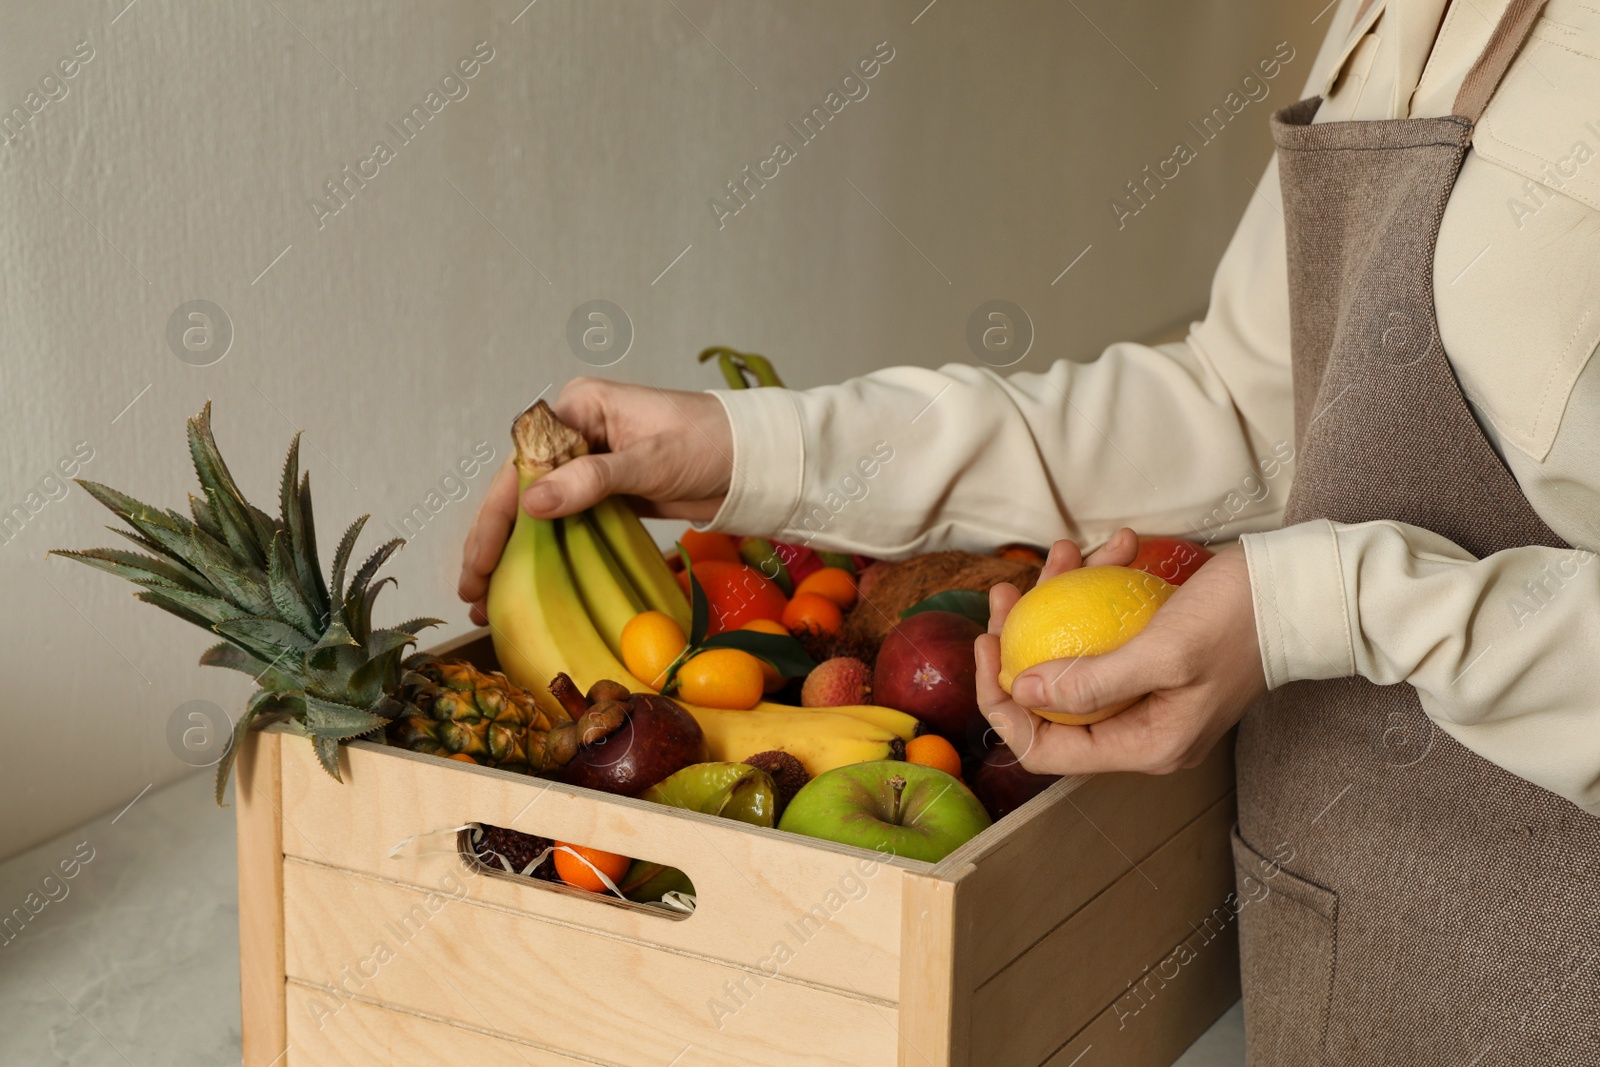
left=0, top=770, right=1246, bottom=1065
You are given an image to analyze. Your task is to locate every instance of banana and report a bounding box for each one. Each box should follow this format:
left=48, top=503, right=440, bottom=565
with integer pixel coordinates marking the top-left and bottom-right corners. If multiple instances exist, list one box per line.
left=686, top=704, right=904, bottom=777
left=807, top=703, right=923, bottom=741
left=485, top=491, right=585, bottom=723
left=489, top=406, right=644, bottom=712
left=490, top=405, right=915, bottom=779
left=590, top=495, right=691, bottom=632
left=561, top=512, right=646, bottom=659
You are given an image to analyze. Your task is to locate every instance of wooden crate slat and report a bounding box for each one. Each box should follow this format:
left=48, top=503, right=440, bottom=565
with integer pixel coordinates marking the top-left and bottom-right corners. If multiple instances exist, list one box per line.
left=282, top=859, right=900, bottom=1067
left=945, top=739, right=1234, bottom=984
left=277, top=735, right=907, bottom=1002
left=1041, top=921, right=1240, bottom=1066
left=237, top=728, right=288, bottom=1067
left=969, top=792, right=1239, bottom=1065
left=897, top=866, right=965, bottom=1067
left=285, top=983, right=612, bottom=1067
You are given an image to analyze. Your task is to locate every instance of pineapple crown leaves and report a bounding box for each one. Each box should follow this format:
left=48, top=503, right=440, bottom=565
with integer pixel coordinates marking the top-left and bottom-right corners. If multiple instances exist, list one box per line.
left=49, top=402, right=444, bottom=801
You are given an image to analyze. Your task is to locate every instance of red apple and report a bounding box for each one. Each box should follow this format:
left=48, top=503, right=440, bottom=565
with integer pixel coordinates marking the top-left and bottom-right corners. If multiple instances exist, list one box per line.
left=1129, top=536, right=1212, bottom=586
left=970, top=745, right=1060, bottom=821
left=873, top=611, right=985, bottom=743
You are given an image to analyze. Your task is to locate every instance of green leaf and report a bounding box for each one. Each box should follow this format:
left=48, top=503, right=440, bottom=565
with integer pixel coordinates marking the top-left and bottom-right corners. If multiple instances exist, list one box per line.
left=312, top=736, right=343, bottom=781
left=188, top=493, right=225, bottom=543
left=212, top=688, right=299, bottom=805
left=278, top=438, right=328, bottom=620
left=214, top=616, right=314, bottom=658
left=304, top=696, right=385, bottom=740
left=135, top=589, right=222, bottom=632
left=296, top=473, right=330, bottom=613
left=203, top=486, right=266, bottom=573
left=678, top=541, right=709, bottom=647
left=187, top=402, right=275, bottom=562
left=393, top=617, right=445, bottom=635
left=198, top=642, right=297, bottom=689
left=48, top=547, right=210, bottom=593
left=76, top=482, right=216, bottom=580
left=307, top=615, right=363, bottom=669
left=187, top=532, right=275, bottom=616
left=899, top=589, right=990, bottom=627
left=267, top=532, right=320, bottom=638
left=346, top=575, right=395, bottom=644
left=365, top=627, right=419, bottom=660
left=344, top=538, right=403, bottom=612
left=698, top=630, right=816, bottom=679
left=212, top=706, right=255, bottom=806
left=329, top=515, right=369, bottom=612
left=134, top=585, right=248, bottom=627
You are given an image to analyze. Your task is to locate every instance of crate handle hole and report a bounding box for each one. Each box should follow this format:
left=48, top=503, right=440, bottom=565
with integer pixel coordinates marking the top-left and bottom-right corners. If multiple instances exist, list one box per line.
left=459, top=824, right=695, bottom=921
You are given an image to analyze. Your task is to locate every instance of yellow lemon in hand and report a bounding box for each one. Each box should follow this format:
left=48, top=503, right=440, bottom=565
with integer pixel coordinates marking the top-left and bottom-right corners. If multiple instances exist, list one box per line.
left=998, top=566, right=1177, bottom=725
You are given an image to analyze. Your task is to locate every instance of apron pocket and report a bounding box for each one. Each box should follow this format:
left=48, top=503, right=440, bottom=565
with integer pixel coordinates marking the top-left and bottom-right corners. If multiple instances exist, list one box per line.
left=1231, top=825, right=1338, bottom=1065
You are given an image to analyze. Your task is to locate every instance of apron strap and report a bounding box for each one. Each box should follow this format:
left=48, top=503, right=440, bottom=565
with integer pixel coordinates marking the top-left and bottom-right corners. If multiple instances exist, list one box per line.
left=1452, top=0, right=1548, bottom=122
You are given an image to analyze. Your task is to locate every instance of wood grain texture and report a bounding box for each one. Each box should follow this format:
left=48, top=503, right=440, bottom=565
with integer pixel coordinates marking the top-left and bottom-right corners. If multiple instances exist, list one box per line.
left=939, top=736, right=1235, bottom=984
left=969, top=793, right=1239, bottom=1066
left=282, top=859, right=900, bottom=1067
left=236, top=728, right=288, bottom=1067
left=277, top=736, right=909, bottom=1001
left=1041, top=919, right=1240, bottom=1067
left=897, top=867, right=964, bottom=1067
left=285, top=984, right=602, bottom=1067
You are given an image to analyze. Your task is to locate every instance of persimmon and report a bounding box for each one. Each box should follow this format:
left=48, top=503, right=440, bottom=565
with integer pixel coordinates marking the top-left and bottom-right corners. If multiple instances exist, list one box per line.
left=782, top=592, right=843, bottom=637
left=679, top=528, right=743, bottom=565
left=793, top=566, right=858, bottom=610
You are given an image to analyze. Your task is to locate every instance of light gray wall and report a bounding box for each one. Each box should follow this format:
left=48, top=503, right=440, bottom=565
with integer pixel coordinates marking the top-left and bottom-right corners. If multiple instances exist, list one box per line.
left=1, top=0, right=1325, bottom=860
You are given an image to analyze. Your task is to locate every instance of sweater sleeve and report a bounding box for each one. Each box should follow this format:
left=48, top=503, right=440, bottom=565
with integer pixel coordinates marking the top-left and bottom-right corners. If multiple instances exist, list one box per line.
left=1242, top=521, right=1600, bottom=815
left=704, top=153, right=1299, bottom=559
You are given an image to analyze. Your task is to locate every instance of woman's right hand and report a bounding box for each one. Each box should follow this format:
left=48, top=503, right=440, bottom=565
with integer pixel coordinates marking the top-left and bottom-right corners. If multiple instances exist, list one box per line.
left=458, top=377, right=734, bottom=624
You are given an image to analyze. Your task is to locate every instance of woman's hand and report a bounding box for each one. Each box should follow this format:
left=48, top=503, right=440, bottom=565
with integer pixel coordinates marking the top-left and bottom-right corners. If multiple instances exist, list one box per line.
left=975, top=535, right=1265, bottom=776
left=458, top=378, right=734, bottom=624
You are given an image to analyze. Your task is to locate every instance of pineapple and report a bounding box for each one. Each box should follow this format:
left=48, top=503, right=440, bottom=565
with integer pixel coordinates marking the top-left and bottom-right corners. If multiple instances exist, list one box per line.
left=51, top=402, right=579, bottom=801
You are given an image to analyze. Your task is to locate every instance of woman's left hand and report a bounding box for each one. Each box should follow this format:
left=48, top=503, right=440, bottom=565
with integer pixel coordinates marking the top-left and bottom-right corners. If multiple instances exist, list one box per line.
left=975, top=534, right=1266, bottom=776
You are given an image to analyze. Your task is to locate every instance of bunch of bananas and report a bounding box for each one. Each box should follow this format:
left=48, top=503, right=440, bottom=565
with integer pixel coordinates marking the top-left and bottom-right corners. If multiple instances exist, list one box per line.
left=487, top=402, right=916, bottom=776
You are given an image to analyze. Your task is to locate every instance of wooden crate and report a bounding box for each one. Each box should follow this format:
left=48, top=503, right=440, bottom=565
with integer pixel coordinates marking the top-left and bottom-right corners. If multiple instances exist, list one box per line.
left=236, top=630, right=1239, bottom=1067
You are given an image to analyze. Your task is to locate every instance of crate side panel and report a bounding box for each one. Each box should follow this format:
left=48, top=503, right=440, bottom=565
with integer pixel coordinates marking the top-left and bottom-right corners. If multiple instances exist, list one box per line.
left=237, top=728, right=288, bottom=1067
left=896, top=868, right=963, bottom=1067
left=957, top=739, right=1233, bottom=982
left=282, top=859, right=899, bottom=1067
left=969, top=793, right=1238, bottom=1065
left=1041, top=922, right=1239, bottom=1067
left=278, top=738, right=904, bottom=1001
left=285, top=984, right=603, bottom=1067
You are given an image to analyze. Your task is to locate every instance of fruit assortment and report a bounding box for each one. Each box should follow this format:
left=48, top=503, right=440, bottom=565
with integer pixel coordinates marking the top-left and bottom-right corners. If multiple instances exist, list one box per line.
left=53, top=401, right=1210, bottom=908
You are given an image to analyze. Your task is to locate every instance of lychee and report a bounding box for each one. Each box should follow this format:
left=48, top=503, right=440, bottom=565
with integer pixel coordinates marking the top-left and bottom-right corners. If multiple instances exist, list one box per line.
left=801, top=656, right=872, bottom=708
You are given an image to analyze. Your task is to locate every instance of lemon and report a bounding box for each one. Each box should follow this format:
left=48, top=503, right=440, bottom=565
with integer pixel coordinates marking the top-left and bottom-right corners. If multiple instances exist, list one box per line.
left=998, top=566, right=1176, bottom=724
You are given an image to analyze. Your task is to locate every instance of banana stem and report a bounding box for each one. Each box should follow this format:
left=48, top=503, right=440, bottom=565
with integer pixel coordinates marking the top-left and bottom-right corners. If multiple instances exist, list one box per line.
left=696, top=346, right=785, bottom=390
left=511, top=400, right=588, bottom=480
left=743, top=353, right=784, bottom=388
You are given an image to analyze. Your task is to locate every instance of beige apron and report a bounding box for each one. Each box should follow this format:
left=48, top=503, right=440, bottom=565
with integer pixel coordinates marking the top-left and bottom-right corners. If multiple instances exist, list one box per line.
left=1234, top=1, right=1600, bottom=1062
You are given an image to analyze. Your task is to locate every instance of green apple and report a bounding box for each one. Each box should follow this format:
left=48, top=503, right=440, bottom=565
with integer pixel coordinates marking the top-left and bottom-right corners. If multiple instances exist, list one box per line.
left=777, top=761, right=991, bottom=863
